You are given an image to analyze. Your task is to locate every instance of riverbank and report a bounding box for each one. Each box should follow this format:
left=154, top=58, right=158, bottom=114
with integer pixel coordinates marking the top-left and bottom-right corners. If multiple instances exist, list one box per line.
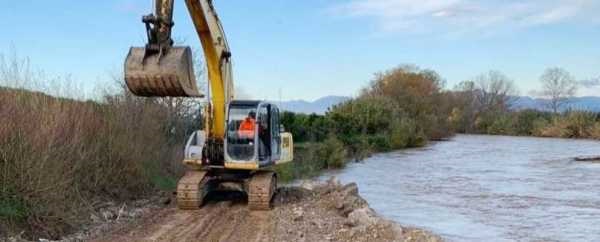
left=6, top=179, right=442, bottom=242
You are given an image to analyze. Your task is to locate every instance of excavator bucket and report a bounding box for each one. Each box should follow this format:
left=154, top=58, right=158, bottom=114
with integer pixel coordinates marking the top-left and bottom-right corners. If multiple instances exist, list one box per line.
left=124, top=46, right=203, bottom=97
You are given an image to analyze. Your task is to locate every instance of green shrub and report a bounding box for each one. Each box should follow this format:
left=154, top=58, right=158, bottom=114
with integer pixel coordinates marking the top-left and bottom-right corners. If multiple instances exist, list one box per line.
left=368, top=134, right=392, bottom=151
left=487, top=114, right=514, bottom=135
left=318, top=135, right=348, bottom=169
left=512, top=110, right=551, bottom=135
left=0, top=194, right=29, bottom=224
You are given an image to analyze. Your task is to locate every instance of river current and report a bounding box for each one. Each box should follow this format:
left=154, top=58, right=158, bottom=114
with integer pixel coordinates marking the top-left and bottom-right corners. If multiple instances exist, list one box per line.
left=320, top=134, right=600, bottom=241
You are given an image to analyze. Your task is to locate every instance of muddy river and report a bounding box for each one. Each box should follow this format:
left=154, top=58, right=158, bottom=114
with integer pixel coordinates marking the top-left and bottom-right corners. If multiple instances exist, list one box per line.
left=322, top=134, right=600, bottom=241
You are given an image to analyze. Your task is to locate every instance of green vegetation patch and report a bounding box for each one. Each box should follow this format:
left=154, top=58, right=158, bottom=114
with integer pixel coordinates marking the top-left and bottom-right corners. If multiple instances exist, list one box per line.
left=0, top=195, right=30, bottom=223
left=150, top=174, right=179, bottom=191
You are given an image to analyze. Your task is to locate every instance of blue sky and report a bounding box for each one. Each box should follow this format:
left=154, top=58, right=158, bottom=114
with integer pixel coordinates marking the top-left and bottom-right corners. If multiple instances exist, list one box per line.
left=1, top=0, right=599, bottom=100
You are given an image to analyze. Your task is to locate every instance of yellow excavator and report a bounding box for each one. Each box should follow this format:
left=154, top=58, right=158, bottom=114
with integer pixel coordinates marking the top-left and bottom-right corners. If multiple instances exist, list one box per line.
left=124, top=0, right=293, bottom=210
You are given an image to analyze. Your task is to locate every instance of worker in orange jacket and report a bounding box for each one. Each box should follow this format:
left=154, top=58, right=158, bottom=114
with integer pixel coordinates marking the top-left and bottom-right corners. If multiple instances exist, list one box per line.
left=238, top=111, right=256, bottom=139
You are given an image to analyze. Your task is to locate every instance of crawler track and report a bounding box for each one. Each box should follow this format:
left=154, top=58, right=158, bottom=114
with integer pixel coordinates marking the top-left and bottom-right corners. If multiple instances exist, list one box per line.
left=176, top=171, right=209, bottom=210
left=247, top=171, right=277, bottom=210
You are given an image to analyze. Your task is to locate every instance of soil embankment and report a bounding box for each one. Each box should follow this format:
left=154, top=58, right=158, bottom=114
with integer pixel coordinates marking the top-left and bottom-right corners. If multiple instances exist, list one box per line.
left=69, top=178, right=439, bottom=242
left=93, top=178, right=440, bottom=242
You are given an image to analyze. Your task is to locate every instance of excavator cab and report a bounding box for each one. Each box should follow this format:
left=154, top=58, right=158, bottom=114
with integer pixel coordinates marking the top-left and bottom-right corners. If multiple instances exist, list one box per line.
left=225, top=101, right=287, bottom=169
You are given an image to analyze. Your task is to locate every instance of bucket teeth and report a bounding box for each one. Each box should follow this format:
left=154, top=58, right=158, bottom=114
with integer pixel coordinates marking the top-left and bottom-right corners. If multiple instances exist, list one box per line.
left=124, top=46, right=203, bottom=97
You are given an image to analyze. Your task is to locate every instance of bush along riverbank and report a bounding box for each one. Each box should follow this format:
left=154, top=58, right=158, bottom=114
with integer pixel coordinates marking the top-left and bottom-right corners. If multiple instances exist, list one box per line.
left=276, top=66, right=600, bottom=183
left=276, top=65, right=456, bottom=182
left=450, top=103, right=600, bottom=140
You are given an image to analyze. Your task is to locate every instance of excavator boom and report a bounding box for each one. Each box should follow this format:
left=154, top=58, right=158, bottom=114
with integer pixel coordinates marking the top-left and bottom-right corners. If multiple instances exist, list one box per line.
left=124, top=0, right=232, bottom=138
left=184, top=0, right=233, bottom=138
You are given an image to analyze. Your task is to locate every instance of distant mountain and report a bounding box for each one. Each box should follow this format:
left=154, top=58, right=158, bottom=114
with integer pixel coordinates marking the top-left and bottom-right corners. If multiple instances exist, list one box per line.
left=512, top=96, right=600, bottom=112
left=275, top=96, right=351, bottom=114
left=275, top=95, right=600, bottom=114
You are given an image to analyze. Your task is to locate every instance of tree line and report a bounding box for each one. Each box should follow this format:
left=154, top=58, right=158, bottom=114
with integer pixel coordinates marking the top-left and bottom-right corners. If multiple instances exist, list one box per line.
left=278, top=65, right=599, bottom=176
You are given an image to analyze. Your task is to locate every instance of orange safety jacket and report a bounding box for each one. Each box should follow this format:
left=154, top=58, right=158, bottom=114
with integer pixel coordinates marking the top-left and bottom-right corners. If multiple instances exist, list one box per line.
left=238, top=118, right=256, bottom=138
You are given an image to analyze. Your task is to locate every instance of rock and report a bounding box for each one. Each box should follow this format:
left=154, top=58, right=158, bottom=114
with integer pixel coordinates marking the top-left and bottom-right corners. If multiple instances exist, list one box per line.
left=348, top=207, right=378, bottom=226
left=331, top=183, right=368, bottom=217
left=392, top=225, right=404, bottom=237
left=299, top=180, right=316, bottom=191
left=341, top=182, right=359, bottom=196
left=293, top=207, right=304, bottom=221
left=343, top=218, right=356, bottom=227
left=334, top=195, right=345, bottom=210
left=327, top=177, right=341, bottom=188
left=160, top=197, right=171, bottom=205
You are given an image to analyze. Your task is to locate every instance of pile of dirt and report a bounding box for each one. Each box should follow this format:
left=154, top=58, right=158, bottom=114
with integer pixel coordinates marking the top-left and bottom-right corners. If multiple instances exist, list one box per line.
left=271, top=177, right=442, bottom=242
left=6, top=178, right=441, bottom=242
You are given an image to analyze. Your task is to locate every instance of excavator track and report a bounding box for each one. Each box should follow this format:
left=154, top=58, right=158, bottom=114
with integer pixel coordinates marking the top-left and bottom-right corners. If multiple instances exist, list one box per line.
left=247, top=171, right=277, bottom=210
left=177, top=171, right=209, bottom=210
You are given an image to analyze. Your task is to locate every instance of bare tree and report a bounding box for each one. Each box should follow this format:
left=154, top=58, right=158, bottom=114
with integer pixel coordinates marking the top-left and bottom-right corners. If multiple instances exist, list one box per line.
left=539, top=67, right=578, bottom=113
left=473, top=70, right=519, bottom=112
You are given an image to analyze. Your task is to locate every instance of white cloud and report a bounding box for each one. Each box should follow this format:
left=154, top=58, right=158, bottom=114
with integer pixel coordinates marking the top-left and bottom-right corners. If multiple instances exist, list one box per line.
left=333, top=0, right=600, bottom=35
left=580, top=78, right=600, bottom=88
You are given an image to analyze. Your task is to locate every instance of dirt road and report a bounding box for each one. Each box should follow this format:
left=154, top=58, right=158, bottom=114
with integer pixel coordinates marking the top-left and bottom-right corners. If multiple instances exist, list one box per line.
left=90, top=179, right=441, bottom=242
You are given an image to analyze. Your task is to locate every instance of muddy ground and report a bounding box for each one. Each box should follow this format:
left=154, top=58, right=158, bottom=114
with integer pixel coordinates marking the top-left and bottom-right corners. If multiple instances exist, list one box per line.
left=6, top=178, right=441, bottom=242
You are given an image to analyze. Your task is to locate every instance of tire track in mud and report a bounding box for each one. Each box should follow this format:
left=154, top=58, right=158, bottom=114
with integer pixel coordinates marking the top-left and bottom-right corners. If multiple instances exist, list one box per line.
left=100, top=198, right=274, bottom=242
left=159, top=203, right=230, bottom=242
left=210, top=206, right=246, bottom=242
left=187, top=203, right=231, bottom=240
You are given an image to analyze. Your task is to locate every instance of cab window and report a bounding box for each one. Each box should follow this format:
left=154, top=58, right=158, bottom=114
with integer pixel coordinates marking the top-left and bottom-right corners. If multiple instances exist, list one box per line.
left=226, top=106, right=257, bottom=161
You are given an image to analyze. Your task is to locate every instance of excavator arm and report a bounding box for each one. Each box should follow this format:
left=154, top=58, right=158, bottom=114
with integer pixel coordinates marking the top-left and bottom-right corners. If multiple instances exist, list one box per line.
left=184, top=0, right=234, bottom=138
left=124, top=0, right=233, bottom=139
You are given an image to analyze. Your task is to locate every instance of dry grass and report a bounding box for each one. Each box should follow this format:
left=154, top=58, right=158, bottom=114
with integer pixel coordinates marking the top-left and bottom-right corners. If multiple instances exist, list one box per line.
left=533, top=112, right=600, bottom=139
left=0, top=53, right=198, bottom=239
left=589, top=123, right=600, bottom=140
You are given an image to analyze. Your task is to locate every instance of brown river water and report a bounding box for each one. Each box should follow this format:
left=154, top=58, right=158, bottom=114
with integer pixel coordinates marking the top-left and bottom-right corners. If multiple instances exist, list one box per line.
left=321, top=134, right=600, bottom=242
